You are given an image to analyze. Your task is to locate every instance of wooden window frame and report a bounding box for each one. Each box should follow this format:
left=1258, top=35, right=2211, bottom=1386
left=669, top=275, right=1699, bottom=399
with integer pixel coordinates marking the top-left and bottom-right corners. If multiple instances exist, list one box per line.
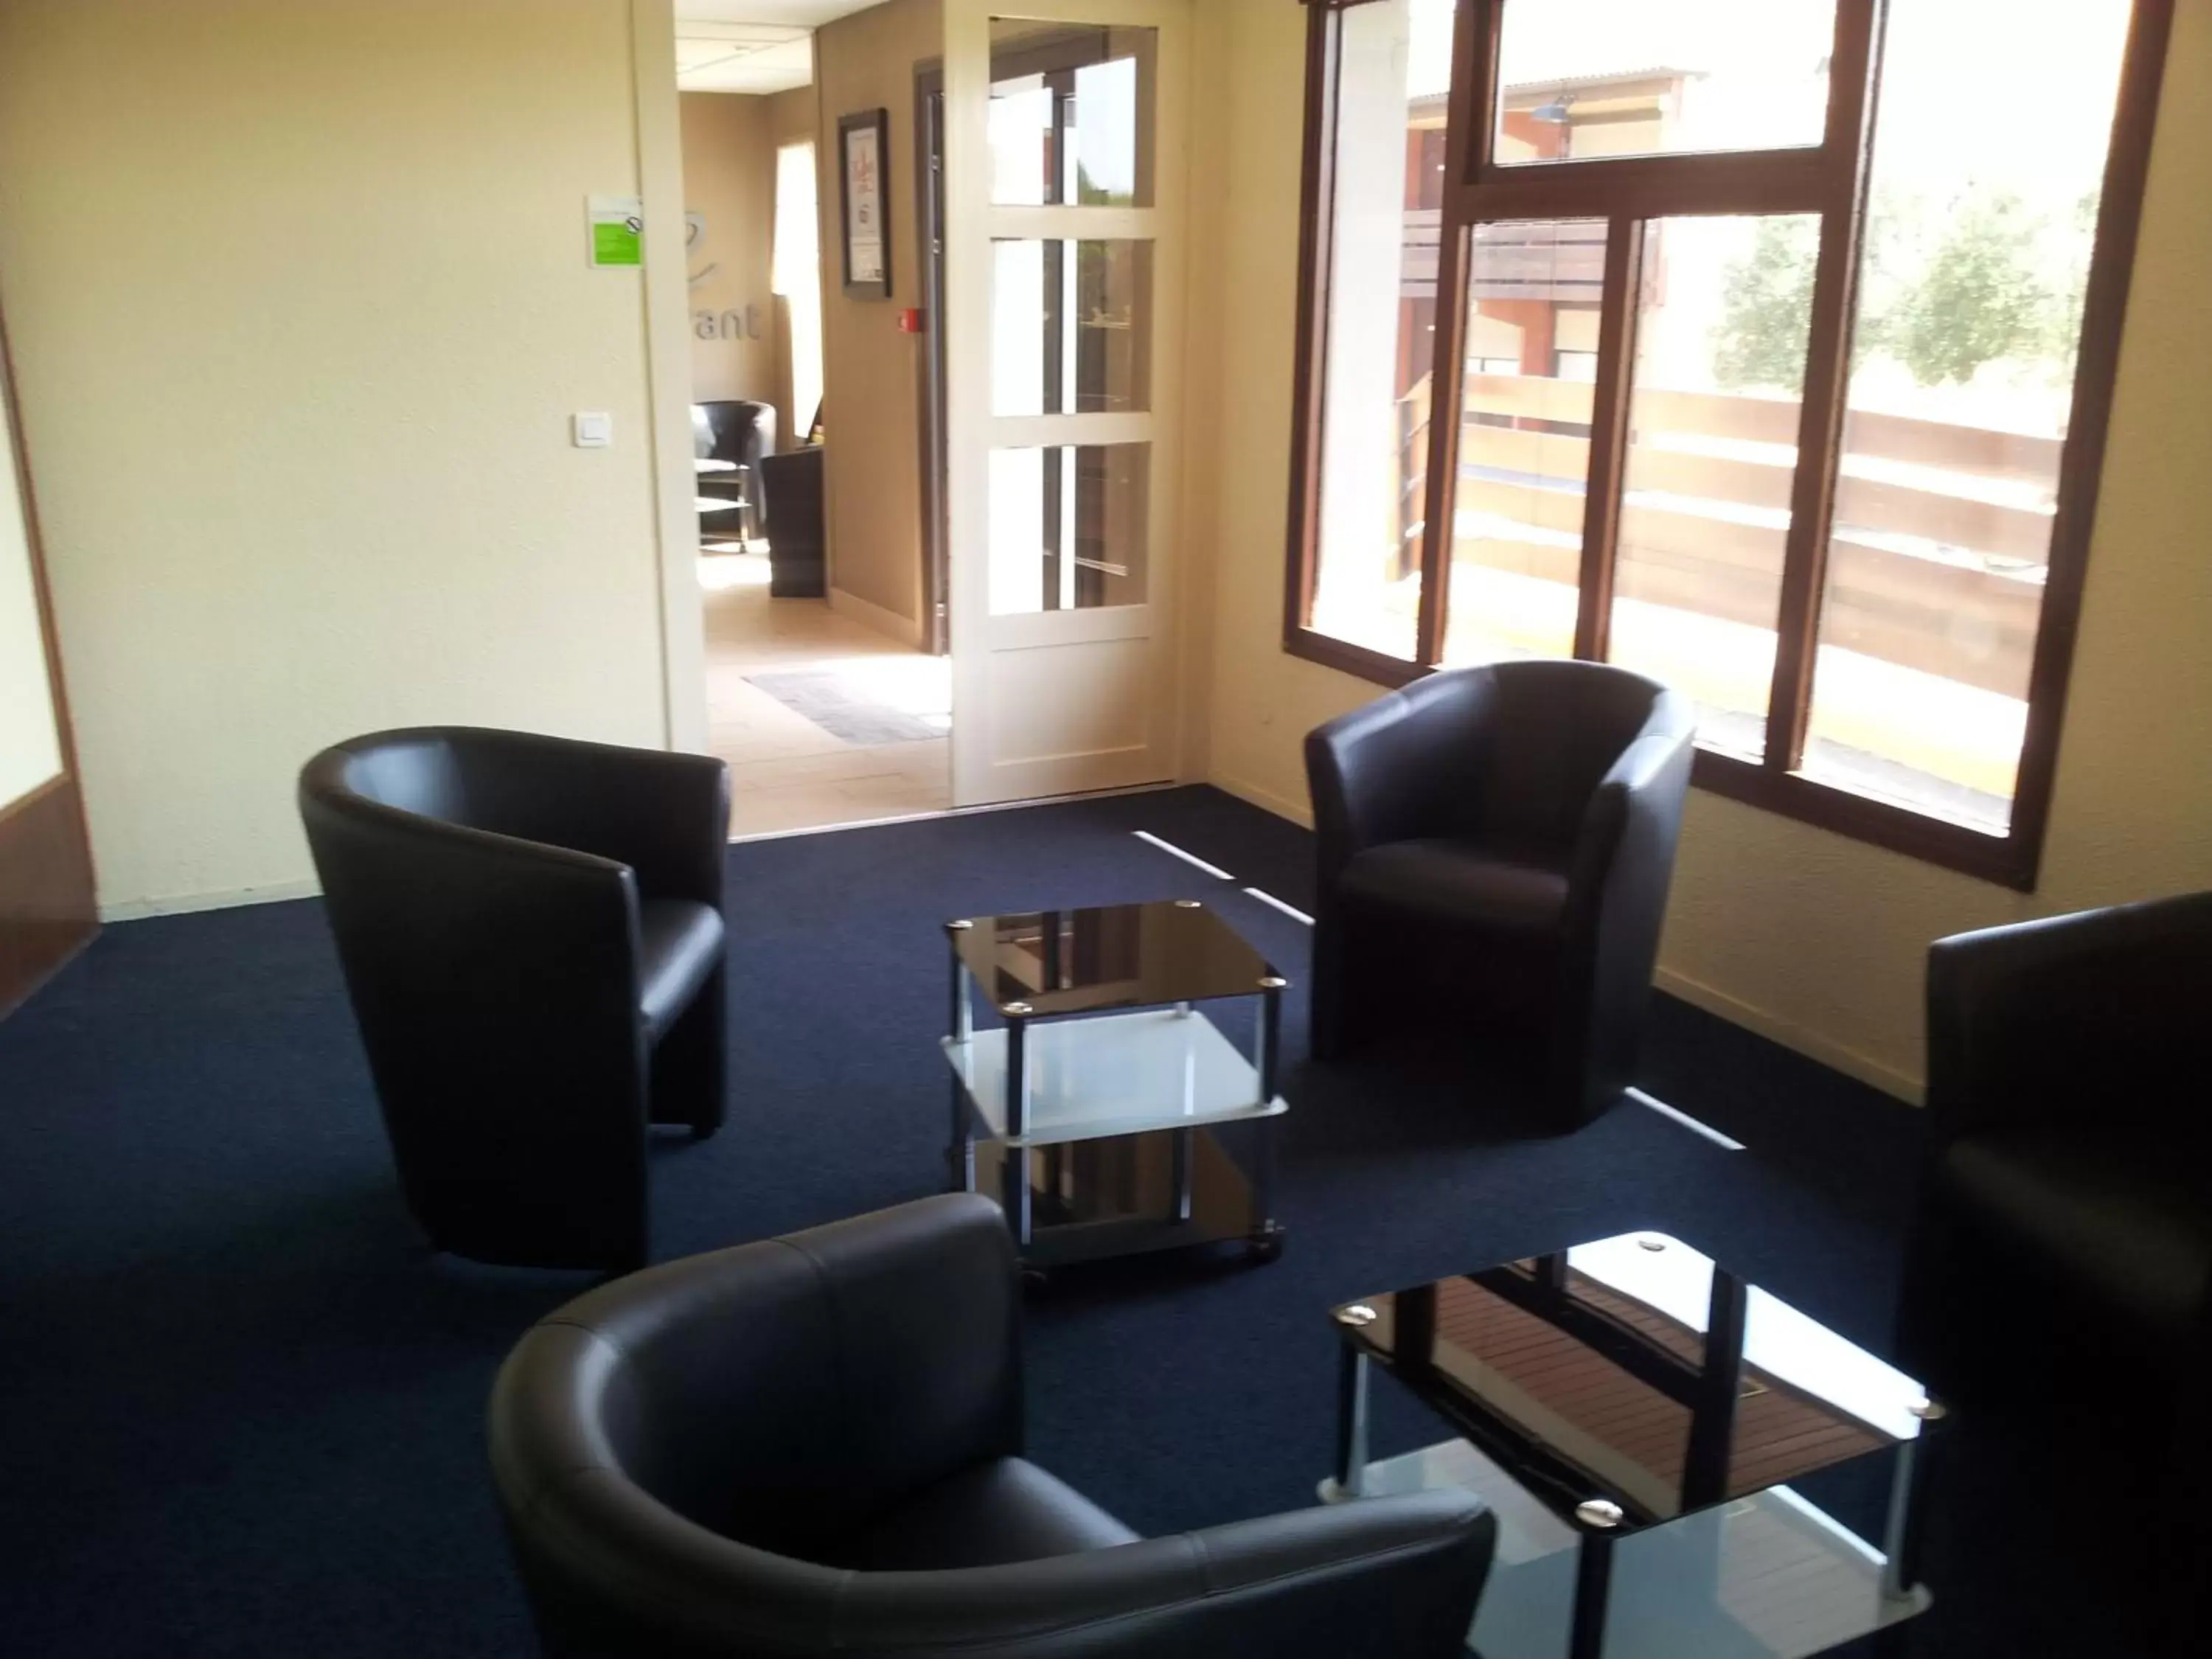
left=1282, top=0, right=2176, bottom=891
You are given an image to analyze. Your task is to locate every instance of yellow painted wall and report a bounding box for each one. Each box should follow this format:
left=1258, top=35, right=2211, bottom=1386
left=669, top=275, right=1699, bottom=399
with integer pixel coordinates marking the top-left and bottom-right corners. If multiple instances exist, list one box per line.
left=681, top=93, right=781, bottom=411
left=768, top=86, right=818, bottom=150
left=0, top=0, right=692, bottom=917
left=1192, top=0, right=2212, bottom=1099
left=813, top=0, right=938, bottom=640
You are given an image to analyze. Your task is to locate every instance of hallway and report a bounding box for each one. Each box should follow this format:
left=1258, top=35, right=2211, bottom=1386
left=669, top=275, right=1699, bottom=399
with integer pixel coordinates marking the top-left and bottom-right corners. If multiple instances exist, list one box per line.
left=700, top=553, right=950, bottom=836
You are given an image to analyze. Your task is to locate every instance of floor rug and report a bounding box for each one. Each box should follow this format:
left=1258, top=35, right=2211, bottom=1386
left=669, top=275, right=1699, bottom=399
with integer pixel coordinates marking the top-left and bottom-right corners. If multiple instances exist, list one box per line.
left=745, top=662, right=949, bottom=745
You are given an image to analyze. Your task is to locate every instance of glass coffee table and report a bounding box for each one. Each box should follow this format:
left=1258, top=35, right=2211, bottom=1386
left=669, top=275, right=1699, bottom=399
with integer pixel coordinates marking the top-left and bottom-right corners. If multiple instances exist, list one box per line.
left=941, top=900, right=1288, bottom=1270
left=1324, top=1233, right=1947, bottom=1659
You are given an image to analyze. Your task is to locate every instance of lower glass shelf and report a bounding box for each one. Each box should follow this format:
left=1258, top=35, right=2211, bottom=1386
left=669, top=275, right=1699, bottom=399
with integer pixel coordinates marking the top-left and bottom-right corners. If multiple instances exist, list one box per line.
left=970, top=1127, right=1270, bottom=1268
left=943, top=1006, right=1287, bottom=1147
left=1324, top=1441, right=1932, bottom=1659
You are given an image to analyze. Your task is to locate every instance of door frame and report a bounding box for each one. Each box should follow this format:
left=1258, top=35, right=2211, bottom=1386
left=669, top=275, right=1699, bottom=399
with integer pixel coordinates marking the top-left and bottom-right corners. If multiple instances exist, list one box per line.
left=940, top=0, right=1193, bottom=807
left=0, top=294, right=100, bottom=1015
left=914, top=60, right=950, bottom=657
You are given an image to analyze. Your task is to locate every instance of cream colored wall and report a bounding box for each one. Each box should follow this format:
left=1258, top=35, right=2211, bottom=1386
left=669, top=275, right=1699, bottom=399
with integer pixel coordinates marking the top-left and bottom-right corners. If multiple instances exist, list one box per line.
left=1192, top=0, right=2212, bottom=1099
left=813, top=0, right=937, bottom=640
left=0, top=375, right=63, bottom=813
left=681, top=93, right=780, bottom=409
left=769, top=85, right=818, bottom=149
left=0, top=0, right=696, bottom=916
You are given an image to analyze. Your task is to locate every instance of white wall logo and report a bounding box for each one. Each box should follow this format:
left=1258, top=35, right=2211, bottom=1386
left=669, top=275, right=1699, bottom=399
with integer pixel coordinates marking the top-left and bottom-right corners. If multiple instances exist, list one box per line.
left=687, top=210, right=766, bottom=341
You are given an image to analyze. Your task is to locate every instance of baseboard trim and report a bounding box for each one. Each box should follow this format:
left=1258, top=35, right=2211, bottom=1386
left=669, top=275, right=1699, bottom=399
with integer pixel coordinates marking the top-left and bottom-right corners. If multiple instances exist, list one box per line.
left=827, top=585, right=924, bottom=650
left=100, top=877, right=321, bottom=923
left=1652, top=966, right=1924, bottom=1105
left=1209, top=771, right=1312, bottom=829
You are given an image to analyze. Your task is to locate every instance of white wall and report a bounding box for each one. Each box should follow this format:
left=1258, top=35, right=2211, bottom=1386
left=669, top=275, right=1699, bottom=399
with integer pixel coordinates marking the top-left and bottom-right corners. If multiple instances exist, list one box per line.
left=0, top=0, right=698, bottom=916
left=1190, top=0, right=2212, bottom=1099
left=0, top=375, right=63, bottom=812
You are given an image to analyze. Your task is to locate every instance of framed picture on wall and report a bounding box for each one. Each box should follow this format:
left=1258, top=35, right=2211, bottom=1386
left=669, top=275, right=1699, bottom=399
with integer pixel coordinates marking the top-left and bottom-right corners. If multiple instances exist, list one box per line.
left=838, top=108, right=891, bottom=300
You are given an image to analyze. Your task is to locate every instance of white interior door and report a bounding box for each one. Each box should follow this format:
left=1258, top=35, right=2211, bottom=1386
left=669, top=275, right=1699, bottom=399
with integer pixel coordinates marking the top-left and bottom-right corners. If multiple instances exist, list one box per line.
left=942, top=0, right=1189, bottom=806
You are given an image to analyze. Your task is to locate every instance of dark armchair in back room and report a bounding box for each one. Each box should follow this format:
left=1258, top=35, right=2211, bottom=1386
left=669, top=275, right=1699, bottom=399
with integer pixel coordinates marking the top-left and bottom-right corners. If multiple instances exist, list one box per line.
left=1304, top=660, right=1696, bottom=1131
left=694, top=399, right=777, bottom=545
left=299, top=726, right=730, bottom=1272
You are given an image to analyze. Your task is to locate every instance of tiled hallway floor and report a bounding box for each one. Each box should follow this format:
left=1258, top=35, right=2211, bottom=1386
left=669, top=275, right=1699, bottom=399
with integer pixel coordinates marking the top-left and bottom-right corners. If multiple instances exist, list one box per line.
left=700, top=554, right=950, bottom=837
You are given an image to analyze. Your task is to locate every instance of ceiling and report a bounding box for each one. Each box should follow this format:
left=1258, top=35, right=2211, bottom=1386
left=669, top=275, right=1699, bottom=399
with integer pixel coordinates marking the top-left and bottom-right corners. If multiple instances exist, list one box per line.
left=673, top=1, right=881, bottom=94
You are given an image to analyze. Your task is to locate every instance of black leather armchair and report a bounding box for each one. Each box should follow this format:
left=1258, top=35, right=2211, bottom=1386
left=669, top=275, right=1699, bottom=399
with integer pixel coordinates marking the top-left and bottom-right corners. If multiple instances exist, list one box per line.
left=490, top=1193, right=1497, bottom=1658
left=1306, top=661, right=1695, bottom=1129
left=1897, top=893, right=2212, bottom=1404
left=1896, top=896, right=2212, bottom=1655
left=299, top=726, right=731, bottom=1272
left=695, top=400, right=777, bottom=545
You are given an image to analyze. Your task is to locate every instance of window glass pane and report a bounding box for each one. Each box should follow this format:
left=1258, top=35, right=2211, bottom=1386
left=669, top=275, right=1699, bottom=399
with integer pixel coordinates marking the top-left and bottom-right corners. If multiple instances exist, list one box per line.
left=989, top=444, right=1149, bottom=613
left=1607, top=215, right=1820, bottom=759
left=1440, top=219, right=1609, bottom=667
left=990, top=240, right=1152, bottom=417
left=1305, top=0, right=1456, bottom=661
left=1800, top=0, right=2132, bottom=832
left=1495, top=0, right=1834, bottom=164
left=989, top=22, right=1155, bottom=207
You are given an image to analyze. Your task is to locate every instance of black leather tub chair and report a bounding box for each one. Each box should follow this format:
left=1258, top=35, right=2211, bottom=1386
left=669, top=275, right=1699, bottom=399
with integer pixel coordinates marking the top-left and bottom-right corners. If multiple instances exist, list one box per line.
left=1306, top=660, right=1695, bottom=1130
left=300, top=726, right=730, bottom=1272
left=490, top=1194, right=1497, bottom=1658
left=1897, top=891, right=2212, bottom=1408
left=1899, top=892, right=2212, bottom=1394
left=1896, top=894, right=2212, bottom=1652
left=695, top=399, right=777, bottom=544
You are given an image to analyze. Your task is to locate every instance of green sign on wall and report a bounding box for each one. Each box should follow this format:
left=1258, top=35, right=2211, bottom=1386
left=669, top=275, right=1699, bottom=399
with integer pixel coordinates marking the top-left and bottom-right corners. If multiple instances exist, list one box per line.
left=588, top=195, right=643, bottom=268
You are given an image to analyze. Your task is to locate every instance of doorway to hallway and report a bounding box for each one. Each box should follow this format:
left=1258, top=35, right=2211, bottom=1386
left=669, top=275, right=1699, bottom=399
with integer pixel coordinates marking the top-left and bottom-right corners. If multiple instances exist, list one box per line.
left=700, top=553, right=950, bottom=835
left=675, top=2, right=952, bottom=837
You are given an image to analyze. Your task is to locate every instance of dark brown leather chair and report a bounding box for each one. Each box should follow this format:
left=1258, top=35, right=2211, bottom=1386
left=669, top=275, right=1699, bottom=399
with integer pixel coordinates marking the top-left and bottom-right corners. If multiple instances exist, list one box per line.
left=1305, top=661, right=1695, bottom=1129
left=1896, top=894, right=2212, bottom=1655
left=490, top=1193, right=1497, bottom=1658
left=299, top=726, right=730, bottom=1271
left=695, top=400, right=777, bottom=543
left=1897, top=891, right=2212, bottom=1404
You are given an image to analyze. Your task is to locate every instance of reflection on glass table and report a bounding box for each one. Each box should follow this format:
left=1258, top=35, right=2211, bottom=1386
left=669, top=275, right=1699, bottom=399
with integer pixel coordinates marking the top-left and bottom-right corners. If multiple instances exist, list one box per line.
left=1324, top=1232, right=1947, bottom=1659
left=942, top=900, right=1287, bottom=1271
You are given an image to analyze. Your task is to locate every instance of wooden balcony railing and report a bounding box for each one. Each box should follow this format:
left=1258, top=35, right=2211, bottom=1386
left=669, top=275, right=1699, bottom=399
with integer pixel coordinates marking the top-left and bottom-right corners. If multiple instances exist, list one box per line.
left=1393, top=372, right=2063, bottom=698
left=1400, top=215, right=1612, bottom=305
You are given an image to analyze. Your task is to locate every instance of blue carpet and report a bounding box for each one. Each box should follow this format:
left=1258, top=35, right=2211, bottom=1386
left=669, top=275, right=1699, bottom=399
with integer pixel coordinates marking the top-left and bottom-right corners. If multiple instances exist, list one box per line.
left=0, top=787, right=2153, bottom=1656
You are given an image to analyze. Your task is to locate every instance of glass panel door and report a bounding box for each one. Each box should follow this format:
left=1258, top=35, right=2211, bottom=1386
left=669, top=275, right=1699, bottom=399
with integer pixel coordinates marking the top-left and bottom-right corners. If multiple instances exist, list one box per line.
left=943, top=0, right=1187, bottom=806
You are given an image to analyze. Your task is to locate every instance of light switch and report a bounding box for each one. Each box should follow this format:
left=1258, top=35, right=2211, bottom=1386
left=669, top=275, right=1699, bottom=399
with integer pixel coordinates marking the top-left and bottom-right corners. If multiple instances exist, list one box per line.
left=572, top=411, right=613, bottom=448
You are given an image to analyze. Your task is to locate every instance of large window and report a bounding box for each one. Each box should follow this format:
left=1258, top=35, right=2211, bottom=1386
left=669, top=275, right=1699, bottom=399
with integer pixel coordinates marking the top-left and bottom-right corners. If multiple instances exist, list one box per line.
left=1285, top=0, right=2173, bottom=888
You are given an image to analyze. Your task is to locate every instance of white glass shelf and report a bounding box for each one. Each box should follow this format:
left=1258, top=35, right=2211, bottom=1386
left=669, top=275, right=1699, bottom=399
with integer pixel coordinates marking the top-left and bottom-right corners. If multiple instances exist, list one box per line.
left=1325, top=1440, right=1930, bottom=1659
left=942, top=1006, right=1287, bottom=1148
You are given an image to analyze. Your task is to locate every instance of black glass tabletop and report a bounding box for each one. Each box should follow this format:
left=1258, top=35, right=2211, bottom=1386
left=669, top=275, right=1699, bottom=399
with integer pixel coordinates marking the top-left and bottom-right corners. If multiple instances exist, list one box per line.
left=1332, top=1231, right=1944, bottom=1536
left=948, top=900, right=1281, bottom=1018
